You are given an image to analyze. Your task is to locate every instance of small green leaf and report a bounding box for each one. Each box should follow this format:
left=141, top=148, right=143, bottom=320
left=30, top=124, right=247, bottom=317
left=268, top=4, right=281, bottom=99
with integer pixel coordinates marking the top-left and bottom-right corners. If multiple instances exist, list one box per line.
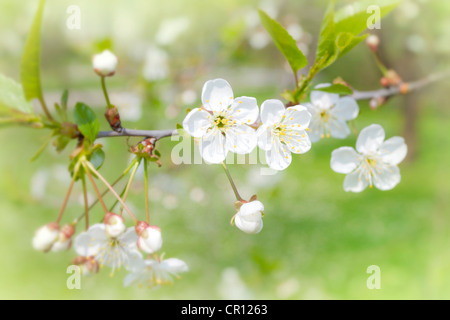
left=0, top=74, right=33, bottom=114
left=20, top=0, right=46, bottom=102
left=154, top=149, right=161, bottom=157
left=259, top=9, right=308, bottom=75
left=314, top=83, right=353, bottom=95
left=335, top=0, right=401, bottom=36
left=74, top=102, right=99, bottom=144
left=53, top=135, right=71, bottom=152
left=61, top=90, right=69, bottom=110
left=90, top=148, right=105, bottom=170
left=316, top=0, right=336, bottom=67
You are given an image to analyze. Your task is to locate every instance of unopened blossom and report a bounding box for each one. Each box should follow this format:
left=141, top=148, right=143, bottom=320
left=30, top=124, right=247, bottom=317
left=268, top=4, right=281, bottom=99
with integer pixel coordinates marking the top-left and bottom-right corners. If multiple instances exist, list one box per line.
left=331, top=124, right=407, bottom=192
left=74, top=224, right=142, bottom=275
left=135, top=221, right=163, bottom=254
left=183, top=79, right=259, bottom=163
left=92, top=50, right=118, bottom=77
left=256, top=99, right=312, bottom=171
left=104, top=212, right=126, bottom=238
left=305, top=84, right=359, bottom=142
left=124, top=257, right=189, bottom=288
left=234, top=200, right=264, bottom=234
left=32, top=222, right=59, bottom=252
left=51, top=224, right=75, bottom=252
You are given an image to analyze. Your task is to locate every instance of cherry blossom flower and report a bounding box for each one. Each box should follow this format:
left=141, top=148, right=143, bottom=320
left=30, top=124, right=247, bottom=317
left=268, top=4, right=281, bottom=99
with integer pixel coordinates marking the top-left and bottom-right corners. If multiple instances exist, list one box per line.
left=51, top=224, right=75, bottom=252
left=305, top=84, right=359, bottom=142
left=183, top=79, right=259, bottom=163
left=32, top=223, right=59, bottom=252
left=331, top=124, right=407, bottom=192
left=123, top=257, right=189, bottom=288
left=256, top=99, right=312, bottom=171
left=234, top=200, right=264, bottom=234
left=74, top=224, right=142, bottom=275
left=92, top=50, right=118, bottom=77
left=104, top=212, right=126, bottom=238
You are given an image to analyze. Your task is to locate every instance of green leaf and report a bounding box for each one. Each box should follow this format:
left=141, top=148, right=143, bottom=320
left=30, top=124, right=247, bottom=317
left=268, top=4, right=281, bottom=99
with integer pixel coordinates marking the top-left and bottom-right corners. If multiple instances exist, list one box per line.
left=314, top=83, right=353, bottom=95
left=90, top=148, right=105, bottom=170
left=20, top=0, right=46, bottom=101
left=154, top=149, right=161, bottom=157
left=259, top=9, right=308, bottom=75
left=315, top=0, right=336, bottom=67
left=0, top=74, right=33, bottom=114
left=335, top=0, right=401, bottom=36
left=74, top=102, right=99, bottom=144
left=61, top=90, right=69, bottom=110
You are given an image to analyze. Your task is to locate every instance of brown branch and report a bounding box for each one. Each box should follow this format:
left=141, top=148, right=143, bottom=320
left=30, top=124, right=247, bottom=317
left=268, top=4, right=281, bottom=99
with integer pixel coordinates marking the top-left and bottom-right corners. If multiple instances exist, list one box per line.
left=96, top=128, right=178, bottom=140
left=351, top=71, right=450, bottom=101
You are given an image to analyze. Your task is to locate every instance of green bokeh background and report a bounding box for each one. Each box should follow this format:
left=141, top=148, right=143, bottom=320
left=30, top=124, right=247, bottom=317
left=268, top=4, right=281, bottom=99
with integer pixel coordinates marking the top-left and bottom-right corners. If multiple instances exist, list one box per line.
left=0, top=0, right=449, bottom=299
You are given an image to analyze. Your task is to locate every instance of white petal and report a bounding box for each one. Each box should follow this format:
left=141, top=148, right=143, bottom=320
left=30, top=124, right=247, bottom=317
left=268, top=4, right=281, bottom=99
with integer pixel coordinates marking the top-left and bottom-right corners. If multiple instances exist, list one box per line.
left=282, top=105, right=312, bottom=128
left=161, top=258, right=189, bottom=274
left=74, top=224, right=107, bottom=257
left=331, top=97, right=359, bottom=120
left=118, top=227, right=139, bottom=248
left=284, top=130, right=311, bottom=154
left=310, top=84, right=339, bottom=110
left=331, top=147, right=361, bottom=174
left=265, top=139, right=292, bottom=171
left=379, top=136, right=407, bottom=165
left=235, top=215, right=263, bottom=234
left=356, top=124, right=385, bottom=154
left=228, top=96, right=259, bottom=125
left=199, top=128, right=227, bottom=163
left=328, top=118, right=351, bottom=139
left=373, top=165, right=401, bottom=191
left=182, top=108, right=212, bottom=138
left=260, top=99, right=285, bottom=125
left=225, top=124, right=257, bottom=154
left=239, top=200, right=264, bottom=219
left=256, top=125, right=273, bottom=151
left=306, top=114, right=324, bottom=143
left=201, top=78, right=234, bottom=112
left=123, top=272, right=140, bottom=287
left=343, top=170, right=369, bottom=193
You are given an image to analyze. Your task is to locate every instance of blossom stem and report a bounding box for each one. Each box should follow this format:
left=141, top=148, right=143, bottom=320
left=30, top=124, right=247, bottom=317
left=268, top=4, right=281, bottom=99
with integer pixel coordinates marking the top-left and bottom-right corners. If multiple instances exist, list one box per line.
left=81, top=175, right=89, bottom=230
left=221, top=162, right=243, bottom=201
left=84, top=161, right=138, bottom=223
left=73, top=160, right=137, bottom=225
left=118, top=158, right=140, bottom=215
left=55, top=173, right=76, bottom=224
left=101, top=76, right=112, bottom=109
left=144, top=158, right=150, bottom=223
left=84, top=165, right=109, bottom=214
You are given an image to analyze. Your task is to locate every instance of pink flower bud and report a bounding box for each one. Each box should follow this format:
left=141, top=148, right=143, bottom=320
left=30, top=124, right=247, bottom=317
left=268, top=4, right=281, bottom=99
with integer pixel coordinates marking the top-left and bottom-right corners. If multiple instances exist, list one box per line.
left=104, top=213, right=126, bottom=238
left=366, top=34, right=380, bottom=52
left=72, top=256, right=99, bottom=276
left=51, top=224, right=76, bottom=252
left=137, top=224, right=163, bottom=254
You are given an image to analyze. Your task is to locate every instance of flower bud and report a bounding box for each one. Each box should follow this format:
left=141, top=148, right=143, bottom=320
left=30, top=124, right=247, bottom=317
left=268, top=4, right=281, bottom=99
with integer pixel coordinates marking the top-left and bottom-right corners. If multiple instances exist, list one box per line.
left=72, top=256, right=99, bottom=276
left=51, top=224, right=76, bottom=252
left=136, top=223, right=163, bottom=254
left=366, top=34, right=380, bottom=52
left=234, top=200, right=264, bottom=234
left=32, top=222, right=59, bottom=252
left=92, top=50, right=118, bottom=77
left=104, top=213, right=126, bottom=238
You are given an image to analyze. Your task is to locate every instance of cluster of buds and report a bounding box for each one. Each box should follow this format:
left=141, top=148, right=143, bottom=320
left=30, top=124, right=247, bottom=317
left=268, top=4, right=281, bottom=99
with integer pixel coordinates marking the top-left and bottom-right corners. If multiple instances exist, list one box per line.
left=131, top=138, right=162, bottom=167
left=32, top=223, right=75, bottom=252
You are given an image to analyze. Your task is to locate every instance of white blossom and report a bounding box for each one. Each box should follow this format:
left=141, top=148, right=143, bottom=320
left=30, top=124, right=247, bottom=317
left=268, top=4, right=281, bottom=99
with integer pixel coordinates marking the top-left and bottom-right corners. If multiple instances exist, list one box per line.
left=256, top=99, right=312, bottom=171
left=124, top=257, right=189, bottom=288
left=183, top=79, right=259, bottom=163
left=104, top=213, right=126, bottom=238
left=331, top=124, right=407, bottom=192
left=234, top=200, right=264, bottom=234
left=92, top=50, right=118, bottom=77
left=32, top=223, right=59, bottom=252
left=305, top=84, right=359, bottom=142
left=74, top=224, right=142, bottom=275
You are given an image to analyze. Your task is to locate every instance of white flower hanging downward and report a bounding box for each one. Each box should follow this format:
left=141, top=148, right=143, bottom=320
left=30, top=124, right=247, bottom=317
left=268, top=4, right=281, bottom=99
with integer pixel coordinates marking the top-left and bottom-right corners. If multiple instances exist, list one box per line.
left=74, top=224, right=142, bottom=275
left=331, top=124, right=407, bottom=192
left=183, top=79, right=259, bottom=163
left=92, top=50, right=118, bottom=77
left=256, top=99, right=312, bottom=171
left=305, top=84, right=359, bottom=142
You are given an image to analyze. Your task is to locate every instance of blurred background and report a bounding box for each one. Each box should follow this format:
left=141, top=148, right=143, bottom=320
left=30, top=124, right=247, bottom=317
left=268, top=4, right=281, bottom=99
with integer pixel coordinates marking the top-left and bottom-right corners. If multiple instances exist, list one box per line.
left=0, top=0, right=449, bottom=299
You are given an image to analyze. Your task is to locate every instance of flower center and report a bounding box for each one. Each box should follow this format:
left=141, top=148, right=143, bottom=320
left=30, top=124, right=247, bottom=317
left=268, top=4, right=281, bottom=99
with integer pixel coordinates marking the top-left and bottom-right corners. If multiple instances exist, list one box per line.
left=320, top=111, right=329, bottom=122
